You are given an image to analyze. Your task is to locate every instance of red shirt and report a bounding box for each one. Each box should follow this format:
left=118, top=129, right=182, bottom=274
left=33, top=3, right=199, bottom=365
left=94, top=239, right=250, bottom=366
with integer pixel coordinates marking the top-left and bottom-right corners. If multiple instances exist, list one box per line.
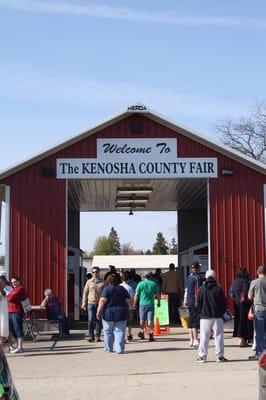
left=7, top=285, right=27, bottom=313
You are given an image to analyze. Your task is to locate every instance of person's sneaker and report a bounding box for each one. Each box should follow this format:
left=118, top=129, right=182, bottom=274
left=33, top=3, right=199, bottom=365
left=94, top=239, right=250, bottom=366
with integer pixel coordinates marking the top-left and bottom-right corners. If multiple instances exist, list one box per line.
left=252, top=343, right=256, bottom=351
left=138, top=331, right=145, bottom=340
left=193, top=340, right=199, bottom=348
left=127, top=335, right=133, bottom=342
left=10, top=348, right=23, bottom=354
left=216, top=356, right=228, bottom=363
left=149, top=333, right=155, bottom=342
left=88, top=337, right=95, bottom=343
left=95, top=336, right=101, bottom=342
left=197, top=356, right=206, bottom=363
left=9, top=345, right=17, bottom=352
left=189, top=340, right=194, bottom=347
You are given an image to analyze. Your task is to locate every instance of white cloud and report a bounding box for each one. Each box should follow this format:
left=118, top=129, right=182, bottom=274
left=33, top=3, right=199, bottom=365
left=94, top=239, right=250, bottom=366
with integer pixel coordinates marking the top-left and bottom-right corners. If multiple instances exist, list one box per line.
left=1, top=0, right=266, bottom=30
left=0, top=64, right=248, bottom=121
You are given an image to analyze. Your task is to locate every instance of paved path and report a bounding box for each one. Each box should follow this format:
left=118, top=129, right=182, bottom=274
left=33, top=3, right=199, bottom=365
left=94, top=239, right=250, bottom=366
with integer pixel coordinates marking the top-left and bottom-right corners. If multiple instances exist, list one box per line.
left=7, top=327, right=258, bottom=400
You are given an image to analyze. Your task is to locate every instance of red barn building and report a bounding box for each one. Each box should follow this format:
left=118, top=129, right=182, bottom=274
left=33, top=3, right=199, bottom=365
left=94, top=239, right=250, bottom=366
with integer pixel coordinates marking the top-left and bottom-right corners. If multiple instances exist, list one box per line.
left=0, top=104, right=265, bottom=317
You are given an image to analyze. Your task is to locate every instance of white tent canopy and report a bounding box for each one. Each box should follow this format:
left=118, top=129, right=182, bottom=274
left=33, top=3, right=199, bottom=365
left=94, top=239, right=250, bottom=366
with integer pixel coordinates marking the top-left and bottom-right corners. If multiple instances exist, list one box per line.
left=91, top=255, right=177, bottom=271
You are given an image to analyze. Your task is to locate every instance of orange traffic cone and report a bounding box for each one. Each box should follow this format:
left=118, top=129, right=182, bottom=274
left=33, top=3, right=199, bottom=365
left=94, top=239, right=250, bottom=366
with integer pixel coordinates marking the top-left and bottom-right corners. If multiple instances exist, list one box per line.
left=154, top=317, right=161, bottom=336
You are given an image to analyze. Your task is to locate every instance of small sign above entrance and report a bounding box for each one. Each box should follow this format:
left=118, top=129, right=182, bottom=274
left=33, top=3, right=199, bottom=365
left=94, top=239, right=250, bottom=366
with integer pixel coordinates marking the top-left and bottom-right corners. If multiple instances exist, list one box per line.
left=127, top=103, right=149, bottom=112
left=57, top=138, right=218, bottom=179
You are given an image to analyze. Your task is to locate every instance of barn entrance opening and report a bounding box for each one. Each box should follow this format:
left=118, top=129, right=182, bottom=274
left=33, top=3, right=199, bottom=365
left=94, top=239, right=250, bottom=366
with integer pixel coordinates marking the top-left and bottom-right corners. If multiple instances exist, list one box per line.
left=66, top=178, right=208, bottom=320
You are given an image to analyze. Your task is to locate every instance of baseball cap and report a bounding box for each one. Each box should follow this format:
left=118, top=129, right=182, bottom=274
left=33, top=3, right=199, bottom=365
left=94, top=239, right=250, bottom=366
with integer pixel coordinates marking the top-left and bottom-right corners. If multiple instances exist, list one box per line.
left=191, top=261, right=201, bottom=270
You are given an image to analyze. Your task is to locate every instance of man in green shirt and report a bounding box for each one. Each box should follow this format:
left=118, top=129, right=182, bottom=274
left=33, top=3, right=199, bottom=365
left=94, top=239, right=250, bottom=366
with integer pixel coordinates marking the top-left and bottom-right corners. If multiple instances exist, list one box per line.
left=134, top=272, right=161, bottom=342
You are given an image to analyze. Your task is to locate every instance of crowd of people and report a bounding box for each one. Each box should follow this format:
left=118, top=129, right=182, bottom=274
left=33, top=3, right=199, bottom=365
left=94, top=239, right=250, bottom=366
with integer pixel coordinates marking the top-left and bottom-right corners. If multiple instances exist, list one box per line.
left=185, top=262, right=266, bottom=362
left=81, top=262, right=266, bottom=360
left=0, top=262, right=265, bottom=362
left=81, top=265, right=181, bottom=352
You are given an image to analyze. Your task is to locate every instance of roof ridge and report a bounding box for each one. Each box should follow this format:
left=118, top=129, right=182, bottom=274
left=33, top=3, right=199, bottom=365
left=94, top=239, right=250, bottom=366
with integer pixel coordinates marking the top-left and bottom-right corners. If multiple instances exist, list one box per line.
left=0, top=104, right=265, bottom=180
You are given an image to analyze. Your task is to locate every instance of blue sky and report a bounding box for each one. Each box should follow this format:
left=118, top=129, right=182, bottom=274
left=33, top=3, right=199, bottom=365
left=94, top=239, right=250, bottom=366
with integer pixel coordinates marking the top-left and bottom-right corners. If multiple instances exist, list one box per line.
left=1, top=0, right=266, bottom=252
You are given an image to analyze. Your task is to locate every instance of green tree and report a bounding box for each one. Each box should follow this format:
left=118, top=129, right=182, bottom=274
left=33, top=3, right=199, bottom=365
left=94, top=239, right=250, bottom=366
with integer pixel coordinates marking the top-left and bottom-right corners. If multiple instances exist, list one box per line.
left=109, top=227, right=121, bottom=255
left=145, top=249, right=152, bottom=255
left=0, top=256, right=4, bottom=265
left=169, top=237, right=177, bottom=254
left=92, top=236, right=117, bottom=255
left=152, top=232, right=169, bottom=255
left=82, top=251, right=90, bottom=259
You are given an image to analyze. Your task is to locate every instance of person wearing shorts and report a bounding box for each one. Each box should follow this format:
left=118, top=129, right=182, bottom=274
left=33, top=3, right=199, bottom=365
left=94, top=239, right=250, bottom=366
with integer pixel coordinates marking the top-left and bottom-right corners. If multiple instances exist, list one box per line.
left=188, top=306, right=201, bottom=330
left=134, top=272, right=160, bottom=342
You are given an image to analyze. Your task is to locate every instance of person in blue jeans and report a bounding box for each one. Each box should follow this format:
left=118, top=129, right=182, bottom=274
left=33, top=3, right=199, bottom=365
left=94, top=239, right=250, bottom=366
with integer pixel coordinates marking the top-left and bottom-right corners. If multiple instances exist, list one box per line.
left=248, top=265, right=266, bottom=359
left=96, top=273, right=130, bottom=354
left=81, top=267, right=104, bottom=342
left=41, top=289, right=70, bottom=337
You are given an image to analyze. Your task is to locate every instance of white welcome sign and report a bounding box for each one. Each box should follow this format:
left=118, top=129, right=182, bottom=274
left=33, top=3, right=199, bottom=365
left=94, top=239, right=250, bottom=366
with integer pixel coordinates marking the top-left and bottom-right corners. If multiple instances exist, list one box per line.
left=57, top=138, right=217, bottom=179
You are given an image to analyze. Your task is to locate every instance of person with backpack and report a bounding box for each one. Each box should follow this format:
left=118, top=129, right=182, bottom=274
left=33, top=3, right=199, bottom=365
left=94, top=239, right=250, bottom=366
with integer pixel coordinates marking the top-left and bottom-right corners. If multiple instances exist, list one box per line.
left=185, top=262, right=203, bottom=348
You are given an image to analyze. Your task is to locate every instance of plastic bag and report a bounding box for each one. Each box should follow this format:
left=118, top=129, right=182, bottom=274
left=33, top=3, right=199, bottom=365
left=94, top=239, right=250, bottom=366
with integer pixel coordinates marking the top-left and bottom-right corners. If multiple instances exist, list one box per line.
left=21, top=298, right=31, bottom=313
left=223, top=309, right=233, bottom=322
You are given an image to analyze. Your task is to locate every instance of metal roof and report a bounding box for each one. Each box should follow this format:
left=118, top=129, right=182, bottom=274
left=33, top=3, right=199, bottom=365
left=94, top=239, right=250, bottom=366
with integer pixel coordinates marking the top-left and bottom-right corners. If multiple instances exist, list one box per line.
left=0, top=103, right=265, bottom=181
left=68, top=178, right=207, bottom=211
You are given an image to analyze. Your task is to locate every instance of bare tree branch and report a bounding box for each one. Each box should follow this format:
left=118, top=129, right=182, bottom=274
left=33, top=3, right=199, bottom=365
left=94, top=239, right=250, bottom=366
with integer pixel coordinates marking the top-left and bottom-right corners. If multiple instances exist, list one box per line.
left=215, top=101, right=266, bottom=163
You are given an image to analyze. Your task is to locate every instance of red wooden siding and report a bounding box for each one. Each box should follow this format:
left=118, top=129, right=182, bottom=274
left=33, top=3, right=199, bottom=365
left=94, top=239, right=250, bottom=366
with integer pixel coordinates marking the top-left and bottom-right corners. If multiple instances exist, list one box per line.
left=209, top=163, right=265, bottom=294
left=1, top=159, right=66, bottom=307
left=0, top=114, right=265, bottom=307
left=173, top=132, right=266, bottom=294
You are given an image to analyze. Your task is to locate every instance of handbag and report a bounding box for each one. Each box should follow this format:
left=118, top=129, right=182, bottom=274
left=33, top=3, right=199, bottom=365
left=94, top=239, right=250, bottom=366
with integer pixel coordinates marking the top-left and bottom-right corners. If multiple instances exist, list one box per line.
left=178, top=306, right=190, bottom=318
left=248, top=307, right=254, bottom=321
left=223, top=309, right=233, bottom=322
left=239, top=291, right=248, bottom=304
left=21, top=298, right=32, bottom=313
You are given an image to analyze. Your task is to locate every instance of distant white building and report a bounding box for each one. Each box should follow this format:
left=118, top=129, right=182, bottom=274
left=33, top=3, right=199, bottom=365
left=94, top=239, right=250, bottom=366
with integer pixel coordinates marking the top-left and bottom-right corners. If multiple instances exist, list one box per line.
left=83, top=254, right=178, bottom=276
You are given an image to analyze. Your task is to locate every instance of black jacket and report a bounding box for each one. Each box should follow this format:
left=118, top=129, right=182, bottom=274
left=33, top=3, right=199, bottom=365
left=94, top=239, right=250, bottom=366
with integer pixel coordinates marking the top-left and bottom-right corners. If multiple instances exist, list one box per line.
left=198, top=277, right=227, bottom=318
left=230, top=277, right=250, bottom=304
